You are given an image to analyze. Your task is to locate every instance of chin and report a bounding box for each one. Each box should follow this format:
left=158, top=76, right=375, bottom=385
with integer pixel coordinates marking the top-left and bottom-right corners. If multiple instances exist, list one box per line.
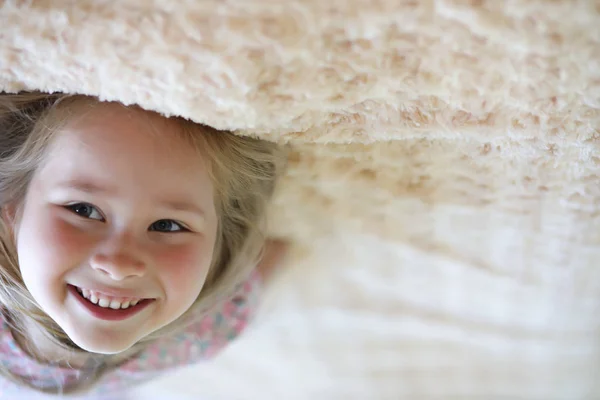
left=69, top=334, right=137, bottom=355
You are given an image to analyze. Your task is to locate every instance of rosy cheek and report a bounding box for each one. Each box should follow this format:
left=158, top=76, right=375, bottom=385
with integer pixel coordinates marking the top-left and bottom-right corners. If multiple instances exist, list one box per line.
left=153, top=242, right=210, bottom=295
left=17, top=209, right=95, bottom=299
left=45, top=216, right=94, bottom=256
left=21, top=210, right=88, bottom=264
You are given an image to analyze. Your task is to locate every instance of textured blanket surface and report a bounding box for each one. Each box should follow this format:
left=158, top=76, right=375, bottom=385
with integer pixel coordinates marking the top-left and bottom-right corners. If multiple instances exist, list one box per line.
left=1, top=1, right=599, bottom=399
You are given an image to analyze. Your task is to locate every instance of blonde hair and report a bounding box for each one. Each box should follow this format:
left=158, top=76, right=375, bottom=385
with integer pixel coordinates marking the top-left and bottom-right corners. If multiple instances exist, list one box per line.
left=0, top=91, right=287, bottom=394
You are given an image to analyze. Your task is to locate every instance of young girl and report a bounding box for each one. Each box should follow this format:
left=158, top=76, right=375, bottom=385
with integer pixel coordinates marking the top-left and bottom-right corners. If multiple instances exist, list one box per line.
left=0, top=92, right=287, bottom=396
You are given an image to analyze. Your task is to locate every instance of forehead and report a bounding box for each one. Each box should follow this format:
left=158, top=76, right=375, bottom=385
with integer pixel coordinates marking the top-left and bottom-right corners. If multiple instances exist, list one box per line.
left=56, top=101, right=194, bottom=155
left=37, top=101, right=212, bottom=198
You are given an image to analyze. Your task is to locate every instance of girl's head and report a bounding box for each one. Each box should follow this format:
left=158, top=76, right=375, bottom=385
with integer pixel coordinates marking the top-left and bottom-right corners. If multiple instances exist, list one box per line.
left=0, top=92, right=284, bottom=369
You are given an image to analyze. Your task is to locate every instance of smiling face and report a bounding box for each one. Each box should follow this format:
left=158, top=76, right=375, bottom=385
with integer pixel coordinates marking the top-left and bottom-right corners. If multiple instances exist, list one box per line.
left=12, top=102, right=218, bottom=354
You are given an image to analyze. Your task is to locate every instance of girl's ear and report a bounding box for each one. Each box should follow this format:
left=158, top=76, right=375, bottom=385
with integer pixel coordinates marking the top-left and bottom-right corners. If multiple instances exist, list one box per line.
left=1, top=203, right=19, bottom=236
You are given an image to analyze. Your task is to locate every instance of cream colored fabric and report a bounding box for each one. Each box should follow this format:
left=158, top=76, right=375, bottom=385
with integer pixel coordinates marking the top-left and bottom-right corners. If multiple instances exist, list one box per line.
left=1, top=1, right=599, bottom=399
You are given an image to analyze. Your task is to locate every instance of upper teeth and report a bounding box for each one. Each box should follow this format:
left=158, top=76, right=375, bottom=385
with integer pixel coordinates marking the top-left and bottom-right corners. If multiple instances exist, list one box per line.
left=76, top=287, right=141, bottom=309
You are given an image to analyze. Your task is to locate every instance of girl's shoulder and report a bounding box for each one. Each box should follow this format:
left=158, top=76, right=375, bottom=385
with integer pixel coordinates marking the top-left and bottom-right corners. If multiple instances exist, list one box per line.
left=0, top=309, right=86, bottom=393
left=0, top=311, right=26, bottom=367
left=153, top=270, right=262, bottom=365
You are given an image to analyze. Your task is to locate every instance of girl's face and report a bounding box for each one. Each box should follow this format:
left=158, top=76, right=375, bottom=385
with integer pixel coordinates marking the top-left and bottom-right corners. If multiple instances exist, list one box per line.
left=12, top=103, right=219, bottom=354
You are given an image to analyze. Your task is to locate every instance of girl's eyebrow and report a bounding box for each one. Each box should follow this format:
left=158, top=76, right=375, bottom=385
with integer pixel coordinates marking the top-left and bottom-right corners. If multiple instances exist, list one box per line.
left=157, top=200, right=206, bottom=218
left=56, top=179, right=114, bottom=195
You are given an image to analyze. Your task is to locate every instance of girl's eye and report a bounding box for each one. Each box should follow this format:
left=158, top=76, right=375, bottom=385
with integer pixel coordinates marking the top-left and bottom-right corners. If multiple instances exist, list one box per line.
left=149, top=219, right=186, bottom=233
left=65, top=203, right=104, bottom=221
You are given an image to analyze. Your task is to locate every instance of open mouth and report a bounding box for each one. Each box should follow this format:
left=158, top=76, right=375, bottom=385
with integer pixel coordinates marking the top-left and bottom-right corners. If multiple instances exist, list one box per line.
left=68, top=285, right=154, bottom=321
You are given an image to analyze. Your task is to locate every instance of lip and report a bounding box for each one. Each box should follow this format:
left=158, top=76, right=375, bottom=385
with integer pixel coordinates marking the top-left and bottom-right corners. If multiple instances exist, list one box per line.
left=72, top=284, right=146, bottom=299
left=68, top=285, right=154, bottom=322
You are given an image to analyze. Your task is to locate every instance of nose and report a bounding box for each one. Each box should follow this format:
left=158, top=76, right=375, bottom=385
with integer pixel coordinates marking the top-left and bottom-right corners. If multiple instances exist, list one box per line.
left=90, top=235, right=147, bottom=281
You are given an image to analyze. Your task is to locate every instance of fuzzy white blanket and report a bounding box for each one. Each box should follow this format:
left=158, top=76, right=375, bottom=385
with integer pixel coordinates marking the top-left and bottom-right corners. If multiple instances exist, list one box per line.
left=1, top=1, right=599, bottom=399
